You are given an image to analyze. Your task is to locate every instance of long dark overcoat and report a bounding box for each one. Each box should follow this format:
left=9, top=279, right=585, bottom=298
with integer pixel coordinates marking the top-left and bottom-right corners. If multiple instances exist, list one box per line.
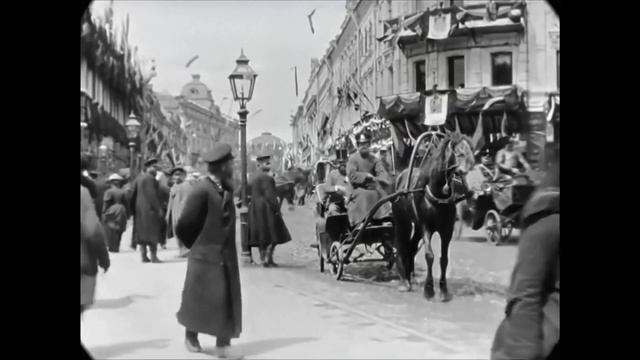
left=81, top=186, right=109, bottom=306
left=130, top=173, right=165, bottom=246
left=491, top=190, right=560, bottom=360
left=175, top=177, right=242, bottom=338
left=248, top=171, right=292, bottom=248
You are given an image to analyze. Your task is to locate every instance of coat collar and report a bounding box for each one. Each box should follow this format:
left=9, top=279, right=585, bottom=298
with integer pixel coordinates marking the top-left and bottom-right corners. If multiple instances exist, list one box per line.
left=205, top=175, right=224, bottom=194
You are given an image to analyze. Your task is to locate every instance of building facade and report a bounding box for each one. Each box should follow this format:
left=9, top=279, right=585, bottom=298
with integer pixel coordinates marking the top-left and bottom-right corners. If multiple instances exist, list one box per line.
left=292, top=0, right=559, bottom=168
left=162, top=74, right=241, bottom=167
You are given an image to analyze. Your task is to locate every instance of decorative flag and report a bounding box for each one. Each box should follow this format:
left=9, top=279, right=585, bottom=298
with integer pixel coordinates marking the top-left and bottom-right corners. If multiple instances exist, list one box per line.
left=428, top=12, right=451, bottom=40
left=471, top=114, right=485, bottom=153
left=500, top=111, right=508, bottom=137
left=292, top=66, right=299, bottom=97
left=186, top=55, right=199, bottom=68
left=307, top=9, right=316, bottom=34
left=424, top=93, right=448, bottom=126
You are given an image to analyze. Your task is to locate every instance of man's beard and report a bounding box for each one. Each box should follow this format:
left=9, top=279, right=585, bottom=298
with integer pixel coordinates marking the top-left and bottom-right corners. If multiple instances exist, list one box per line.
left=220, top=174, right=235, bottom=192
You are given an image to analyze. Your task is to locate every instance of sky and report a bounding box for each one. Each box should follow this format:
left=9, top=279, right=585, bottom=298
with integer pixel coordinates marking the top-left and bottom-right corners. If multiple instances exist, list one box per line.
left=90, top=0, right=348, bottom=142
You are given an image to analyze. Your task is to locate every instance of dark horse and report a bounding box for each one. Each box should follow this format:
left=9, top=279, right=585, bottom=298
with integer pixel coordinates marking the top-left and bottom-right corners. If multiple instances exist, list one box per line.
left=275, top=168, right=312, bottom=208
left=393, top=132, right=475, bottom=302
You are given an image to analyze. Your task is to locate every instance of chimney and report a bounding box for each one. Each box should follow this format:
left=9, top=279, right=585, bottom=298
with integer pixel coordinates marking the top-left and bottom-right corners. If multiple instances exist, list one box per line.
left=192, top=74, right=200, bottom=81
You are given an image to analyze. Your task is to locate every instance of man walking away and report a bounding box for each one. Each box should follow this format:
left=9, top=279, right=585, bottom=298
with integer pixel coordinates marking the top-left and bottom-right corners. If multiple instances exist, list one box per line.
left=175, top=144, right=242, bottom=359
left=102, top=174, right=129, bottom=253
left=130, top=158, right=165, bottom=263
left=248, top=154, right=292, bottom=267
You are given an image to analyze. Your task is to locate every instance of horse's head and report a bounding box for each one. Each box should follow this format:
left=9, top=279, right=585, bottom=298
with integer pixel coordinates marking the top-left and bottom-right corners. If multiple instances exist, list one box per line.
left=425, top=133, right=475, bottom=180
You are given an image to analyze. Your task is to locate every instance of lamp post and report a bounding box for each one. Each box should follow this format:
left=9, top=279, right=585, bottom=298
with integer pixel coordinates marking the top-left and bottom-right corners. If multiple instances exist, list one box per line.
left=126, top=112, right=141, bottom=179
left=228, top=49, right=258, bottom=262
left=80, top=121, right=88, bottom=152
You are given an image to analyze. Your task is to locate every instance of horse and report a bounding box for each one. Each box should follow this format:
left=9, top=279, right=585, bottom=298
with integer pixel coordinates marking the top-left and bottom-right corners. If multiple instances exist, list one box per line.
left=392, top=132, right=475, bottom=302
left=275, top=167, right=312, bottom=209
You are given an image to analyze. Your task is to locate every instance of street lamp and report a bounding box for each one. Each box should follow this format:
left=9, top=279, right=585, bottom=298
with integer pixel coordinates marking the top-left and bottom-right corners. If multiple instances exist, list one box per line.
left=228, top=49, right=258, bottom=262
left=126, top=112, right=141, bottom=179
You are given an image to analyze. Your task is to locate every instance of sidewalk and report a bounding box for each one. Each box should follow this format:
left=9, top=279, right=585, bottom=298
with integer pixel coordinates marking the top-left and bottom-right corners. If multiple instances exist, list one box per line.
left=81, top=248, right=485, bottom=359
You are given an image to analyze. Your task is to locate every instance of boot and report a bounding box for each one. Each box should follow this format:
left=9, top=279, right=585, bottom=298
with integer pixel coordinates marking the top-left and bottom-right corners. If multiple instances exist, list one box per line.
left=241, top=250, right=254, bottom=265
left=267, top=244, right=278, bottom=267
left=259, top=247, right=270, bottom=268
left=185, top=330, right=202, bottom=353
left=140, top=245, right=150, bottom=263
left=150, top=244, right=162, bottom=263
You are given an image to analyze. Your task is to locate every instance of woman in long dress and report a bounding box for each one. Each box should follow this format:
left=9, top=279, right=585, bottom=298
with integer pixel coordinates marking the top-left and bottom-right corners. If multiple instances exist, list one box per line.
left=102, top=174, right=129, bottom=253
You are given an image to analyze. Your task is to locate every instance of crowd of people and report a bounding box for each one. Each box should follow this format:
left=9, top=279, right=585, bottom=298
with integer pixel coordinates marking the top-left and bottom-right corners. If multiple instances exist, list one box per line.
left=80, top=143, right=295, bottom=358
left=81, top=134, right=558, bottom=359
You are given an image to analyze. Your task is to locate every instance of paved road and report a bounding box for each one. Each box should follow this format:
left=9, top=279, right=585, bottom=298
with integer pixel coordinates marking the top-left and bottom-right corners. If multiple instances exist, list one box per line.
left=81, top=204, right=517, bottom=359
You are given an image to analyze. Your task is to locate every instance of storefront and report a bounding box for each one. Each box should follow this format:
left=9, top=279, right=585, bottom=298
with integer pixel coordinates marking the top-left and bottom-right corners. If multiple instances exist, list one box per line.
left=377, top=85, right=529, bottom=169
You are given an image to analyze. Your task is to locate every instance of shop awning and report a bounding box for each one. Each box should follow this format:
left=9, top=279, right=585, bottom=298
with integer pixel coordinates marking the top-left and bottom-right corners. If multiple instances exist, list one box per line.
left=377, top=92, right=424, bottom=122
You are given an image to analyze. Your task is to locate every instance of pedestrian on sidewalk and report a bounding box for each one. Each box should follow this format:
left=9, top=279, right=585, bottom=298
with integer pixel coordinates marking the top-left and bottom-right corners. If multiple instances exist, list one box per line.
left=156, top=170, right=171, bottom=250
left=102, top=174, right=129, bottom=253
left=166, top=166, right=191, bottom=257
left=130, top=158, right=165, bottom=263
left=81, top=185, right=110, bottom=315
left=175, top=143, right=242, bottom=358
left=248, top=154, right=292, bottom=267
left=491, top=155, right=560, bottom=360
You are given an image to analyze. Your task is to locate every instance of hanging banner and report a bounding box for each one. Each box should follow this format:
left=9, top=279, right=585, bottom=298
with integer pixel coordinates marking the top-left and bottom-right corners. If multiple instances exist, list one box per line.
left=424, top=93, right=448, bottom=126
left=428, top=12, right=451, bottom=40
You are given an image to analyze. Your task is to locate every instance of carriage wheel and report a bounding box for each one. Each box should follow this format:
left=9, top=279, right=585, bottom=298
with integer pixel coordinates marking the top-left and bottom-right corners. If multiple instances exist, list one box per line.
left=329, top=242, right=340, bottom=275
left=500, top=218, right=514, bottom=244
left=335, top=260, right=345, bottom=280
left=484, top=210, right=502, bottom=244
left=315, top=225, right=324, bottom=272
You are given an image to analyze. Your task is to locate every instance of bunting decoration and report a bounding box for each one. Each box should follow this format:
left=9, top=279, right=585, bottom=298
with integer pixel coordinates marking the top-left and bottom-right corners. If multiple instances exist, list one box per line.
left=471, top=114, right=485, bottom=153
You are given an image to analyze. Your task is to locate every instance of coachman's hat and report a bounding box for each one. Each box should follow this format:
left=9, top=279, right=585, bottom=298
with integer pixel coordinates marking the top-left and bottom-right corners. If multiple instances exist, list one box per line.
left=169, top=166, right=186, bottom=176
left=356, top=132, right=372, bottom=144
left=256, top=154, right=271, bottom=162
left=108, top=174, right=124, bottom=182
left=144, top=157, right=159, bottom=167
left=202, top=143, right=234, bottom=164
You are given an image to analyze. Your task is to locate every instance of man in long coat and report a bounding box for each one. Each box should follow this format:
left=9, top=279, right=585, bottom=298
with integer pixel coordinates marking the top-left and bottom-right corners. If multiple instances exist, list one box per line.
left=166, top=167, right=191, bottom=257
left=102, top=174, right=129, bottom=253
left=248, top=154, right=292, bottom=267
left=175, top=144, right=242, bottom=358
left=130, top=158, right=165, bottom=263
left=346, top=133, right=392, bottom=226
left=491, top=160, right=560, bottom=360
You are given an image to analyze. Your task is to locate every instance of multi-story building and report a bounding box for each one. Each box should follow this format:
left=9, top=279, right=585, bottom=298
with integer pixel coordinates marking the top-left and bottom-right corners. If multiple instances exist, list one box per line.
left=81, top=6, right=149, bottom=174
left=293, top=0, right=559, bottom=169
left=248, top=132, right=288, bottom=174
left=161, top=74, right=240, bottom=167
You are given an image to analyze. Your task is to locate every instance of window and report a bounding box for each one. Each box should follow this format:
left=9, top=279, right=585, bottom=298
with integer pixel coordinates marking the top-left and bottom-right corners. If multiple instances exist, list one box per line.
left=491, top=52, right=513, bottom=86
left=448, top=56, right=465, bottom=89
left=556, top=50, right=560, bottom=90
left=415, top=60, right=426, bottom=92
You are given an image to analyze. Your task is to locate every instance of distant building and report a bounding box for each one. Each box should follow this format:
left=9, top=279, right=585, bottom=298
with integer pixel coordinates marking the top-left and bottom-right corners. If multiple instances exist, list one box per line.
left=157, top=74, right=240, bottom=167
left=248, top=132, right=287, bottom=174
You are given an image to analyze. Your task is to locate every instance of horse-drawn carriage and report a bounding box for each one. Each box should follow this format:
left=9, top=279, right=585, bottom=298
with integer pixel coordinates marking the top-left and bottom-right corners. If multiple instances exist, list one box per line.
left=313, top=86, right=534, bottom=300
left=459, top=135, right=538, bottom=244
left=314, top=184, right=396, bottom=279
